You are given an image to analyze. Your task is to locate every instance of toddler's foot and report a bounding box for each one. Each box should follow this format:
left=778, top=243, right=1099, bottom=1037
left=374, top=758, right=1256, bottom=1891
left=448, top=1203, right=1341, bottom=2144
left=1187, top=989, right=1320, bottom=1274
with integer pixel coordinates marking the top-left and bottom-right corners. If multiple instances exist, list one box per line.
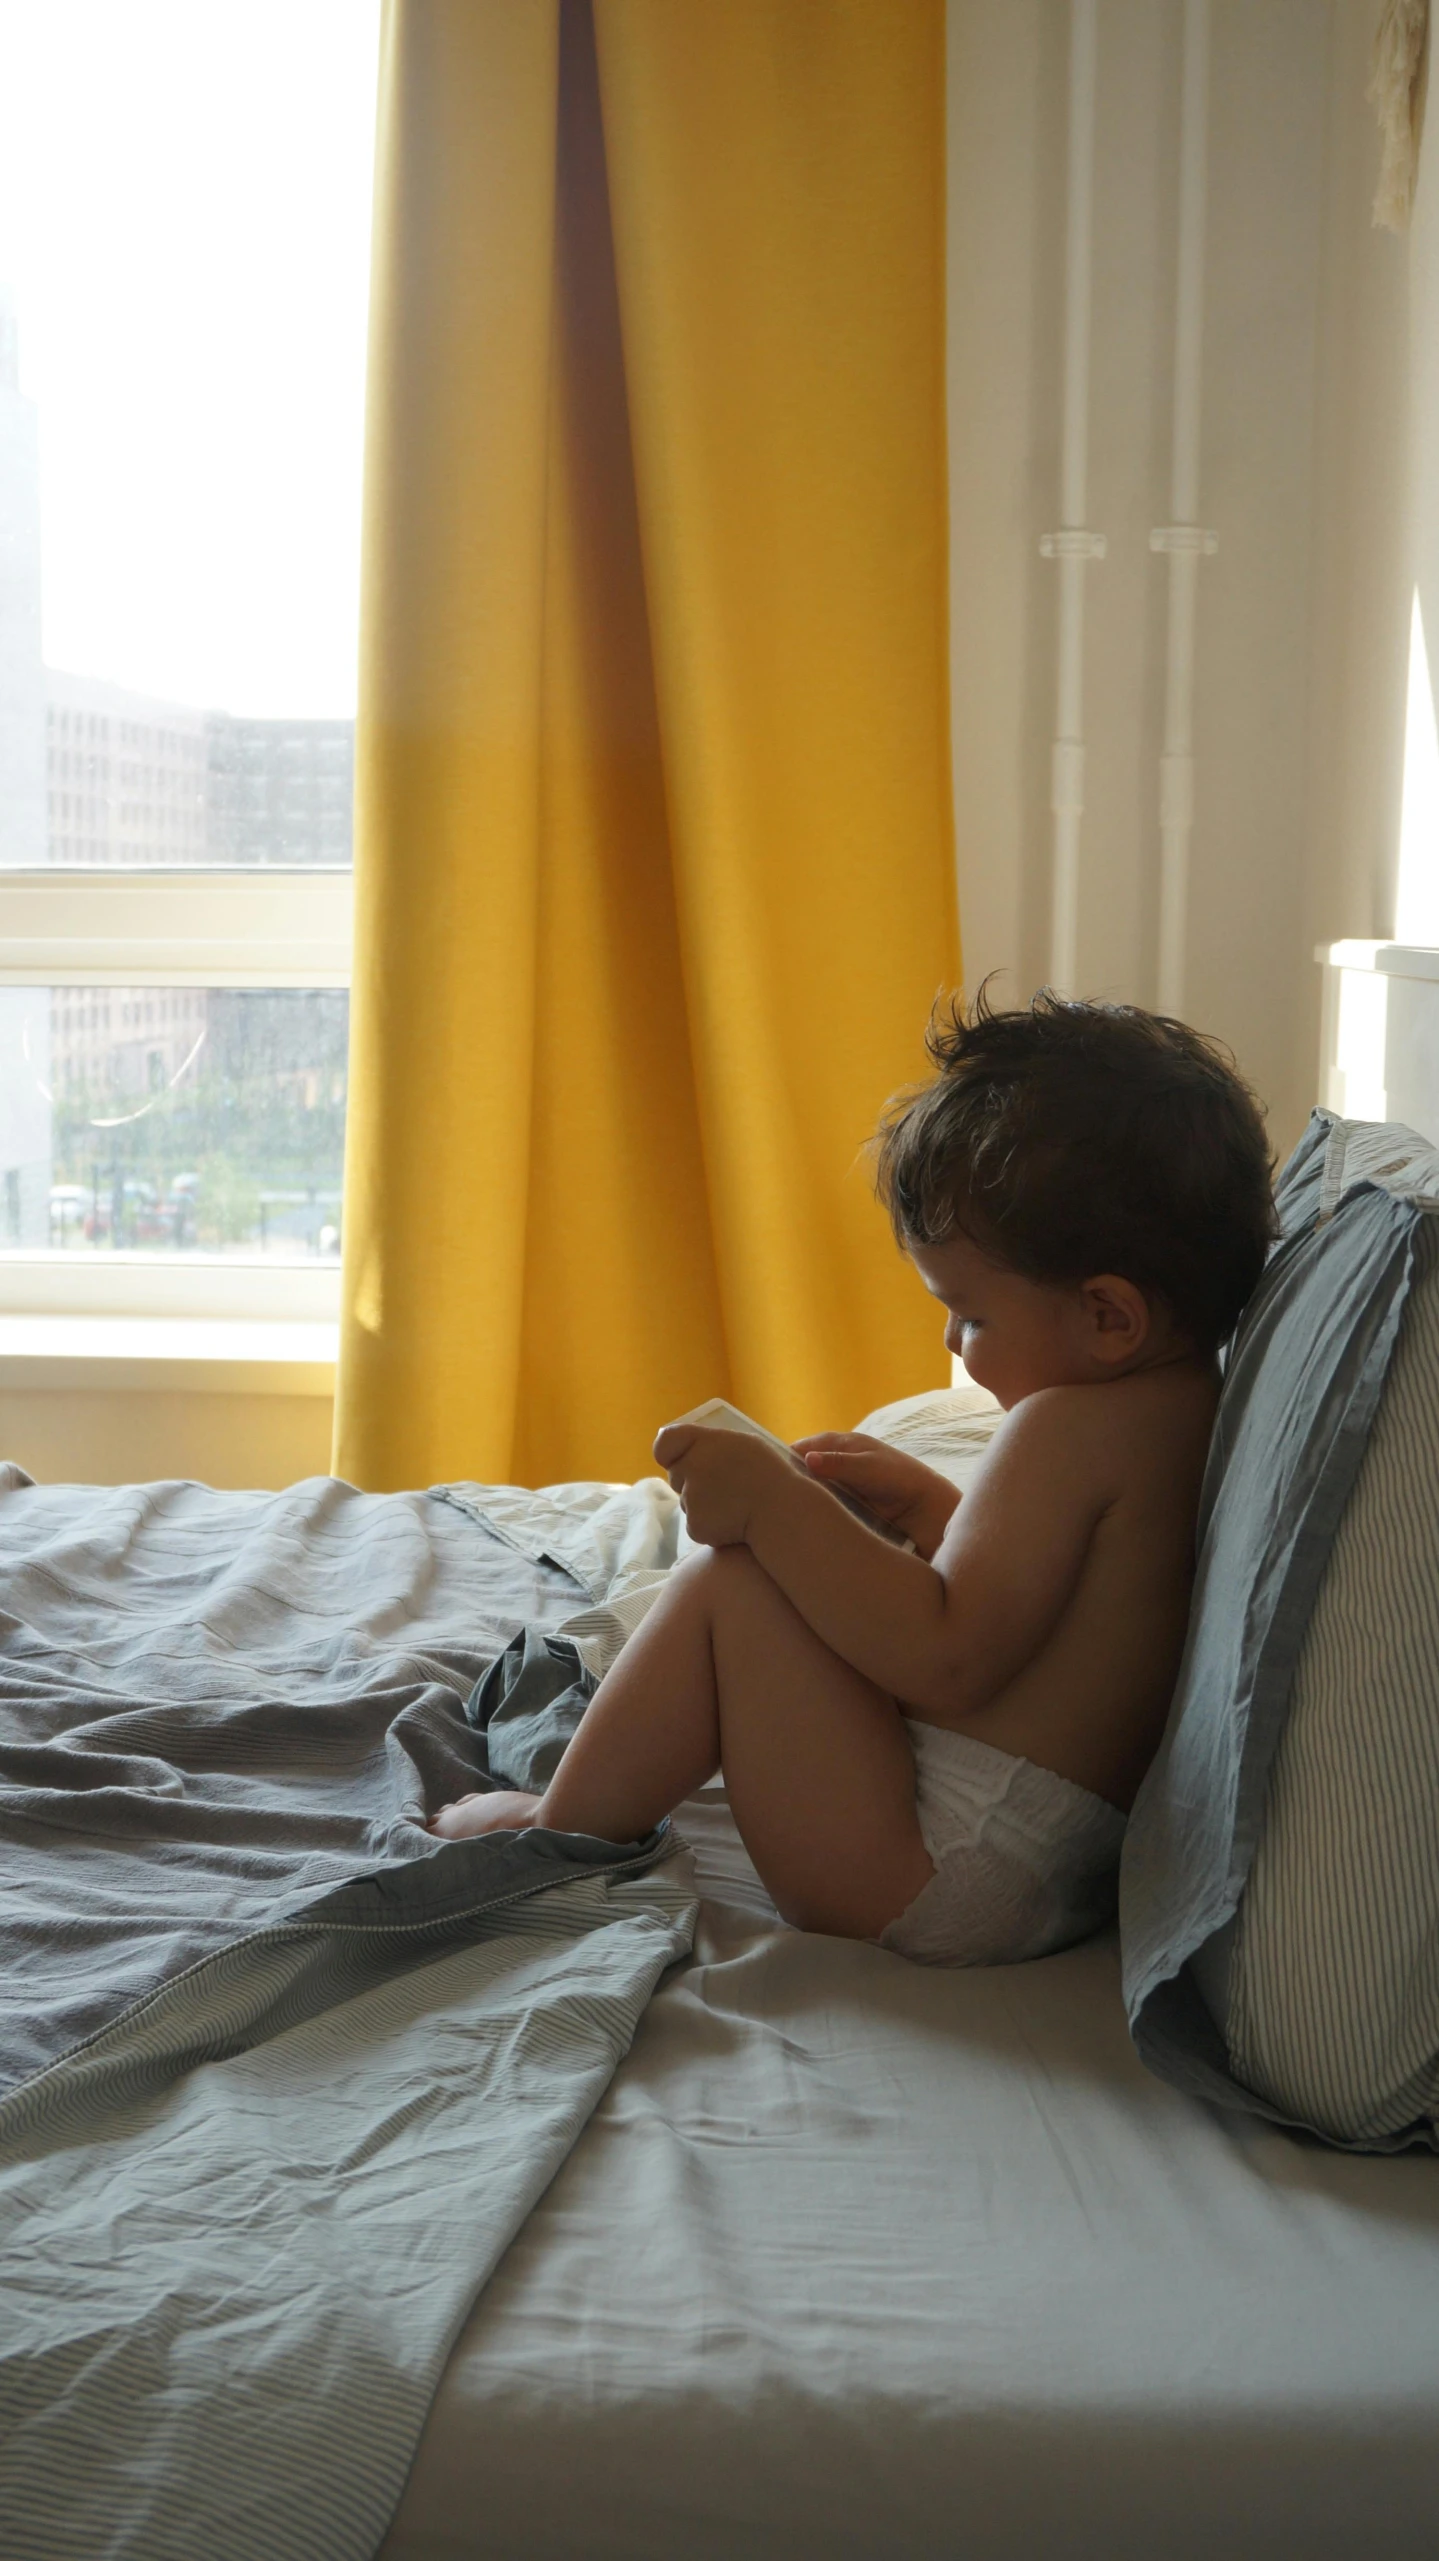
left=428, top=1789, right=543, bottom=1840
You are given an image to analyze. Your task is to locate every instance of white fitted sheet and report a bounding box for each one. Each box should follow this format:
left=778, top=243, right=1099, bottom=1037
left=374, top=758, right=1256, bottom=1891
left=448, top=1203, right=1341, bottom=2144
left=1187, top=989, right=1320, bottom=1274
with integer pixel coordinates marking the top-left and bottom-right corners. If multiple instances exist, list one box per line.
left=382, top=1788, right=1439, bottom=2561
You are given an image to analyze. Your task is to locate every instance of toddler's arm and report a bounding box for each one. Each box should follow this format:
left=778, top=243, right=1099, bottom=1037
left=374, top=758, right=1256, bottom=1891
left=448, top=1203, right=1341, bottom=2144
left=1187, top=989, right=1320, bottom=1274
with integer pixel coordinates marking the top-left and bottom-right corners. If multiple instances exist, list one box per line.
left=792, top=1434, right=961, bottom=1561
left=656, top=1396, right=1113, bottom=1727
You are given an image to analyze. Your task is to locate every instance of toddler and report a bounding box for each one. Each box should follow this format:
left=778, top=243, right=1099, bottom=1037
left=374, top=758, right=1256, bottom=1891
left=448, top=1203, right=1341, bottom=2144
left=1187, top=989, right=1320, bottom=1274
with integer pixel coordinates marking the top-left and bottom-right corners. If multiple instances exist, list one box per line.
left=431, top=993, right=1274, bottom=1966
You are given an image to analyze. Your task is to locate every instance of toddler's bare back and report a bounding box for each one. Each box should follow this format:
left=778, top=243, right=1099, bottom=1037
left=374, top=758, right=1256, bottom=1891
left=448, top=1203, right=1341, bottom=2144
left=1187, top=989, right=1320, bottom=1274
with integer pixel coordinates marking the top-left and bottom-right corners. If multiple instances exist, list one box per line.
left=911, top=1360, right=1218, bottom=1811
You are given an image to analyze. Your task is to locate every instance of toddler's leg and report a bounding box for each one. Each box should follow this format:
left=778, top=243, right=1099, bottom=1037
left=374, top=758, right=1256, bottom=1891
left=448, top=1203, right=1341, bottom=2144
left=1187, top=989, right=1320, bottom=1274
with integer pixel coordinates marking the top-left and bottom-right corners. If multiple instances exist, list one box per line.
left=430, top=1547, right=934, bottom=1941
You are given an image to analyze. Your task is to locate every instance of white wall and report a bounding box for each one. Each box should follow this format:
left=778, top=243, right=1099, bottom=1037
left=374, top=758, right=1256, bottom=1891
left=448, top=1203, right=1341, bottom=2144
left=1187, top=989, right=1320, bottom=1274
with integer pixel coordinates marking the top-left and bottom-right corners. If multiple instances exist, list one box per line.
left=948, top=0, right=1412, bottom=1158
left=1394, top=24, right=1439, bottom=942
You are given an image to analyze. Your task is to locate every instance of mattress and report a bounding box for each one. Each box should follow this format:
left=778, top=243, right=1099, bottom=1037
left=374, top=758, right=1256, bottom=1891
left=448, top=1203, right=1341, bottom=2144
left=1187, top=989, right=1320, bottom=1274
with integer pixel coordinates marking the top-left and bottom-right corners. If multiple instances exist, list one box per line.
left=383, top=1788, right=1439, bottom=2561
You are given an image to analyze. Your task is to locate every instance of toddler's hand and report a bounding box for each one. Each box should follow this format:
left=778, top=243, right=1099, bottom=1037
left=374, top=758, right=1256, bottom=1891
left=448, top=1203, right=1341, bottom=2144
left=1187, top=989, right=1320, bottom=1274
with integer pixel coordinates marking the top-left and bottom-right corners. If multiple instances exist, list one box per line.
left=653, top=1421, right=794, bottom=1548
left=792, top=1434, right=962, bottom=1561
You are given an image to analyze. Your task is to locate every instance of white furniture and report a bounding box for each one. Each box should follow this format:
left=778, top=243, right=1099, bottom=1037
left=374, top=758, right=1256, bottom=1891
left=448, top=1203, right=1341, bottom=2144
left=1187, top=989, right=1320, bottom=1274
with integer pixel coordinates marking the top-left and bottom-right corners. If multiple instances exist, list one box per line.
left=1320, top=941, right=1439, bottom=1143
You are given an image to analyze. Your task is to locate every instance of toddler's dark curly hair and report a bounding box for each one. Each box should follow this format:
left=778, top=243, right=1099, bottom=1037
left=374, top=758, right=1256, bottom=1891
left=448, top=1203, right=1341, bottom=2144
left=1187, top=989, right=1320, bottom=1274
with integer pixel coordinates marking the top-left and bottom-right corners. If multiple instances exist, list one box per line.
left=874, top=988, right=1276, bottom=1354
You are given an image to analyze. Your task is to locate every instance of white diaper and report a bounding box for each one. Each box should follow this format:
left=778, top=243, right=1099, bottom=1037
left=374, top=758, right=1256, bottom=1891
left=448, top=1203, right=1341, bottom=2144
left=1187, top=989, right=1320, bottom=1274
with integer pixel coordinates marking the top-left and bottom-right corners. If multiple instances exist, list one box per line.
left=879, top=1721, right=1127, bottom=1968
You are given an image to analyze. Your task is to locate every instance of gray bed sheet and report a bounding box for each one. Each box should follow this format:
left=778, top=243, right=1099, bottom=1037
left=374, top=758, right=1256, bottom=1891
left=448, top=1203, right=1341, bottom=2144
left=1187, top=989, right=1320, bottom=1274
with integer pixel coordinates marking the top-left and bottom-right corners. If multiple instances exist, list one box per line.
left=385, top=1791, right=1439, bottom=2561
left=0, top=1469, right=696, bottom=2561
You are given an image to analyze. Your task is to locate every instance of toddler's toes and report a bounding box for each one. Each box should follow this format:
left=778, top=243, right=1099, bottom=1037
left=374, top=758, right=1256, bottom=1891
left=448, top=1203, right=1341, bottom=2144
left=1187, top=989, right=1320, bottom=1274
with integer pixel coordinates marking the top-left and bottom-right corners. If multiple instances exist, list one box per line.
left=428, top=1790, right=541, bottom=1841
left=427, top=1792, right=481, bottom=1835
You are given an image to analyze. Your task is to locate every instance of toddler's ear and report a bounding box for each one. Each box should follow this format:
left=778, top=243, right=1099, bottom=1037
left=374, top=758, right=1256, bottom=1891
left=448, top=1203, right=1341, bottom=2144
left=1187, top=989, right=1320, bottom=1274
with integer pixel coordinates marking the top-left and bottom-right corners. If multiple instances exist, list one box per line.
left=1080, top=1273, right=1150, bottom=1362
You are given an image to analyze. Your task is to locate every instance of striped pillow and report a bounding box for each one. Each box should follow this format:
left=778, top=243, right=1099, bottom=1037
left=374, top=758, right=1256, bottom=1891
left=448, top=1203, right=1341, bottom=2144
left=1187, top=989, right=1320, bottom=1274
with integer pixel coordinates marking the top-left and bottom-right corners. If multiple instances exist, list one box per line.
left=1226, top=1213, right=1439, bottom=2144
left=1123, top=1110, right=1439, bottom=2150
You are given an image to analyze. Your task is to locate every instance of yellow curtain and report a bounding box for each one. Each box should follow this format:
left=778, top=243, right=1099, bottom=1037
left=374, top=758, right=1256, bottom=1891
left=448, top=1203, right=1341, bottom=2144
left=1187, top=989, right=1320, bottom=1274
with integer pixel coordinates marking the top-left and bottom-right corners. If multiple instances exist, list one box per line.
left=335, top=0, right=959, bottom=1492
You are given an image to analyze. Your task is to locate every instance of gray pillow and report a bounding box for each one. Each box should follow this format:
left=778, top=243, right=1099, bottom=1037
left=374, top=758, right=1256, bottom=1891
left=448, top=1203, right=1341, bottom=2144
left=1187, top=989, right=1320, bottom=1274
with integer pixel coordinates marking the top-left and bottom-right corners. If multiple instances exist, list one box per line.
left=1225, top=1225, right=1439, bottom=2143
left=1121, top=1109, right=1439, bottom=2151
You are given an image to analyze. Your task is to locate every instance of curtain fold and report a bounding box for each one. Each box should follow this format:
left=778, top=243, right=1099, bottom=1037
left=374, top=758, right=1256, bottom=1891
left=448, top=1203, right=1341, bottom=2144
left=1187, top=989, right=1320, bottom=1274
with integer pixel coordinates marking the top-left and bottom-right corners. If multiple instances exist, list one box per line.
left=335, top=0, right=958, bottom=1491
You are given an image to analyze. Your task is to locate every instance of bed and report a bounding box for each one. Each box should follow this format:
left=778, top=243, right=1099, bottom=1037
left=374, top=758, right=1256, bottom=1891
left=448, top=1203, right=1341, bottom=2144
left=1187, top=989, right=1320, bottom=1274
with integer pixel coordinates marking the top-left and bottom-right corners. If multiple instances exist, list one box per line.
left=386, top=1781, right=1439, bottom=2561
left=3, top=1456, right=1439, bottom=2561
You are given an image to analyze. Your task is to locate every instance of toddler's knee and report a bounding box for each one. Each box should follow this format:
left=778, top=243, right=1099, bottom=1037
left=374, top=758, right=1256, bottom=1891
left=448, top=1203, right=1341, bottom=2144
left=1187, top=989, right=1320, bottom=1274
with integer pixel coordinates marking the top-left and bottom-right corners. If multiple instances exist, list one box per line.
left=680, top=1542, right=764, bottom=1605
left=667, top=1541, right=769, bottom=1638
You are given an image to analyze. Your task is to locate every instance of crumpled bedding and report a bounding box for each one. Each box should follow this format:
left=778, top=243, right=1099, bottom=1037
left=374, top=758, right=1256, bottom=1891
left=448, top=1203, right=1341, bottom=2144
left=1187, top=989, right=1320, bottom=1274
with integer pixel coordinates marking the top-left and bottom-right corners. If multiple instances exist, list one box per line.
left=0, top=1463, right=697, bottom=2561
left=0, top=1465, right=689, bottom=2096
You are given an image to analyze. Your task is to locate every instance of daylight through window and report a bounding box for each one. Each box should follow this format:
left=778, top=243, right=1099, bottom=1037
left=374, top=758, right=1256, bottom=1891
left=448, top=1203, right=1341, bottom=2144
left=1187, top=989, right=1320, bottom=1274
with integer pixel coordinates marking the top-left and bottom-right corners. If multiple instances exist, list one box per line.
left=0, top=0, right=378, bottom=1275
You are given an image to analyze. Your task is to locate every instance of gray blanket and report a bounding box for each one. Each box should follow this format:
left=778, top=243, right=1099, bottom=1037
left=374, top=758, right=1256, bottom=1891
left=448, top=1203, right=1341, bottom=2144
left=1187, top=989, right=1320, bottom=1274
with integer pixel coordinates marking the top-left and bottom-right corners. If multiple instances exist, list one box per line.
left=0, top=1467, right=696, bottom=2561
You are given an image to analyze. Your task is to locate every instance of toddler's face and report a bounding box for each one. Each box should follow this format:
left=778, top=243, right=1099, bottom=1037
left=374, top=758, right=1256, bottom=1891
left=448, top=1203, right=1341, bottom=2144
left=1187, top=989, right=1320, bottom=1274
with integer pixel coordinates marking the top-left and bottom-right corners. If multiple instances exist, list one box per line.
left=906, top=1232, right=1107, bottom=1410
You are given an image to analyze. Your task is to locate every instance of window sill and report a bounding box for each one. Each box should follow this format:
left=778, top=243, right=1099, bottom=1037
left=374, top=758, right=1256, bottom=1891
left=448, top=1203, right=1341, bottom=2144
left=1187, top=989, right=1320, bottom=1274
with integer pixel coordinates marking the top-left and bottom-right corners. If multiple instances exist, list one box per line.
left=0, top=1256, right=340, bottom=1321
left=0, top=1315, right=337, bottom=1396
left=1319, top=939, right=1439, bottom=982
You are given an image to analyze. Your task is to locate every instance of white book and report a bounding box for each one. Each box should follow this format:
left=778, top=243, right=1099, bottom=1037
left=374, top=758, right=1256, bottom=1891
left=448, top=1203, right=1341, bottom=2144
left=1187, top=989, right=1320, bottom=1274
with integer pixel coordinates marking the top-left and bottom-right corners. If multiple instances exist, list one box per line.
left=670, top=1397, right=799, bottom=1459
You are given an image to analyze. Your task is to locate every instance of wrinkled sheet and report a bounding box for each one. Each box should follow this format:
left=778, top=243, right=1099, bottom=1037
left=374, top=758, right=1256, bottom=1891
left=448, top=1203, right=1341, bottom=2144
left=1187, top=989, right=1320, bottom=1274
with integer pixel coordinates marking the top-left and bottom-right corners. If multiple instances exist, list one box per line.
left=0, top=1468, right=591, bottom=2091
left=0, top=1467, right=697, bottom=2561
left=385, top=1791, right=1439, bottom=2561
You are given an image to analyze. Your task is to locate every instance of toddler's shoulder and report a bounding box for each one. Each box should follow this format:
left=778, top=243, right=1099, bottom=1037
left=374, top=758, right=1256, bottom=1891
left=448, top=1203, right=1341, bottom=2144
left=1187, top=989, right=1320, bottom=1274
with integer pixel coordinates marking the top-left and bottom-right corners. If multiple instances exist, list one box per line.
left=983, top=1383, right=1119, bottom=1482
left=1001, top=1367, right=1214, bottom=1479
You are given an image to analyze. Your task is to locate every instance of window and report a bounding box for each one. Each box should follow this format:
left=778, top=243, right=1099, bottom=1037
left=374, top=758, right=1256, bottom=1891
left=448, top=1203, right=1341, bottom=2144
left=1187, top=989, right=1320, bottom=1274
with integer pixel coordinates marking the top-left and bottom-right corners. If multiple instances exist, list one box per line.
left=35, top=983, right=348, bottom=1252
left=0, top=1, right=379, bottom=1319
